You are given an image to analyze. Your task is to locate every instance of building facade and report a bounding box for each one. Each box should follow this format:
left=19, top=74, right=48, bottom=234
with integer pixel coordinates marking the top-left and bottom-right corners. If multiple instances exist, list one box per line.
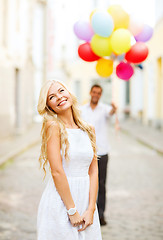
left=128, top=0, right=163, bottom=129
left=0, top=0, right=46, bottom=139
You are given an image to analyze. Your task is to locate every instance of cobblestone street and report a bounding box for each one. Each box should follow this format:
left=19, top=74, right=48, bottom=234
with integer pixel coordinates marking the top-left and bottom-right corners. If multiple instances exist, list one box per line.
left=0, top=126, right=163, bottom=240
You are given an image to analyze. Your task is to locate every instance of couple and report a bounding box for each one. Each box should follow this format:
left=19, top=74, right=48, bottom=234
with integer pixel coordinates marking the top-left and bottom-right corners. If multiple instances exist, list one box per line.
left=37, top=80, right=116, bottom=239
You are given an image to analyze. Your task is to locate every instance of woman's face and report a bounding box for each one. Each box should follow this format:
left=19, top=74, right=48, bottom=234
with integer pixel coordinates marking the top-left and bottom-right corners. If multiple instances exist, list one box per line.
left=47, top=82, right=73, bottom=114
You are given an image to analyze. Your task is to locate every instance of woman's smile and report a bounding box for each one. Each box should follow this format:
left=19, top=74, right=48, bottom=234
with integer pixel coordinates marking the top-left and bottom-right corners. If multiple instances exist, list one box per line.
left=57, top=99, right=67, bottom=106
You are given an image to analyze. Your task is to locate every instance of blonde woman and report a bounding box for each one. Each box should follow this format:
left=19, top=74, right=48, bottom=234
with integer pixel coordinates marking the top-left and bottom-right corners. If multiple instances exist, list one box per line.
left=37, top=80, right=102, bottom=240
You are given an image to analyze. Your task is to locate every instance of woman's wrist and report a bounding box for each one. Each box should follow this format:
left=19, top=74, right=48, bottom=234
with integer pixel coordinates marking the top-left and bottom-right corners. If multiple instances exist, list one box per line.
left=87, top=205, right=96, bottom=213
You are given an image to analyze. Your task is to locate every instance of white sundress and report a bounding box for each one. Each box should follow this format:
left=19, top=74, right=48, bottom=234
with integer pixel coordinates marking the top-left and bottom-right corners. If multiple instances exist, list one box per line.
left=37, top=128, right=102, bottom=240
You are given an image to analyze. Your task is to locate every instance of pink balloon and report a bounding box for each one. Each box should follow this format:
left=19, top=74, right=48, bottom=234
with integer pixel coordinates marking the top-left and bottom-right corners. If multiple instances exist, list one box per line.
left=74, top=20, right=94, bottom=41
left=128, top=17, right=144, bottom=36
left=116, top=61, right=134, bottom=80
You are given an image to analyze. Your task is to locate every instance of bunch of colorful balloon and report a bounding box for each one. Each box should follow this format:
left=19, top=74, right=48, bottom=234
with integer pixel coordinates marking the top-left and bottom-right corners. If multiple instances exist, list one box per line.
left=73, top=5, right=153, bottom=80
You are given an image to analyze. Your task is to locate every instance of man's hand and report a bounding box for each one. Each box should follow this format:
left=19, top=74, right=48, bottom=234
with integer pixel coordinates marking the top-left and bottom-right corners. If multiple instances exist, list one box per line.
left=110, top=102, right=117, bottom=115
left=111, top=102, right=117, bottom=110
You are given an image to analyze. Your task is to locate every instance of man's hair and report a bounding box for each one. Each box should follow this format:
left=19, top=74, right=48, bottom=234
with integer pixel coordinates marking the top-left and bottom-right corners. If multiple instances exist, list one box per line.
left=91, top=84, right=103, bottom=92
left=90, top=84, right=103, bottom=92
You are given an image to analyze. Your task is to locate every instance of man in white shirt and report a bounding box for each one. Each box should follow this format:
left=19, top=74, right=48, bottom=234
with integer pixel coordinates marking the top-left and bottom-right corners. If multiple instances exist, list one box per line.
left=81, top=84, right=117, bottom=226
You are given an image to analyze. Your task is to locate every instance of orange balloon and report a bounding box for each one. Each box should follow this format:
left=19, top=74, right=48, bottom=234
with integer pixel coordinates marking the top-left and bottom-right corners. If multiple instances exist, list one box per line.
left=108, top=5, right=129, bottom=30
left=96, top=58, right=113, bottom=77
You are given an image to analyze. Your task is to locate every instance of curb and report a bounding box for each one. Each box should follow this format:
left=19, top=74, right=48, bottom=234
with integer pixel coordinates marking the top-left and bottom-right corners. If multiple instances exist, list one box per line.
left=0, top=139, right=40, bottom=167
left=120, top=127, right=163, bottom=155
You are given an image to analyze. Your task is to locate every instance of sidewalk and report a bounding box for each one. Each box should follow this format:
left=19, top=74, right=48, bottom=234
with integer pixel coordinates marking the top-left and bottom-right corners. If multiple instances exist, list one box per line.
left=0, top=122, right=41, bottom=166
left=119, top=118, right=163, bottom=155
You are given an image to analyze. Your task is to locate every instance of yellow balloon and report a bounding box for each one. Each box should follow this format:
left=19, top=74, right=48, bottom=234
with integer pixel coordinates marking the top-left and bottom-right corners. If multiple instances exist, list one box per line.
left=108, top=5, right=129, bottom=30
left=91, top=34, right=112, bottom=57
left=110, top=29, right=131, bottom=55
left=96, top=58, right=113, bottom=77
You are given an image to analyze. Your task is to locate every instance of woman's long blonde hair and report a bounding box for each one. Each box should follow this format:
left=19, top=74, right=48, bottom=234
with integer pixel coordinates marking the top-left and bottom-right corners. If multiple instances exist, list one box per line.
left=37, top=80, right=97, bottom=176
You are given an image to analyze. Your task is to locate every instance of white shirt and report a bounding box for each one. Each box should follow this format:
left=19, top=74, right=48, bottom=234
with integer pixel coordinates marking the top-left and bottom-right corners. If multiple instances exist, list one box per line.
left=81, top=102, right=112, bottom=155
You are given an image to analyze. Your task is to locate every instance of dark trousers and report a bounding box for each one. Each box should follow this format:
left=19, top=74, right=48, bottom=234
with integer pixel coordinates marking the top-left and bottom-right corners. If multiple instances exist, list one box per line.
left=97, top=154, right=109, bottom=218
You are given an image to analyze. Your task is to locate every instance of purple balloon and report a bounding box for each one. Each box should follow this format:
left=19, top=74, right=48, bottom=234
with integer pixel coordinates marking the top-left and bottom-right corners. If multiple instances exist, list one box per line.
left=116, top=61, right=134, bottom=80
left=73, top=20, right=94, bottom=41
left=135, top=24, right=153, bottom=42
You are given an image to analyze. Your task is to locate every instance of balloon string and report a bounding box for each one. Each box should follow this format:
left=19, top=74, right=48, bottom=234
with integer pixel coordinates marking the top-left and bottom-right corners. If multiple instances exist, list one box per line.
left=111, top=76, right=120, bottom=132
left=115, top=112, right=120, bottom=132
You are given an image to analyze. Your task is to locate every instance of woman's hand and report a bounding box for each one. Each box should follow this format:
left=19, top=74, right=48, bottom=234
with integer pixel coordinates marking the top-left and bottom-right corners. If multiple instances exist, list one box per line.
left=68, top=211, right=84, bottom=227
left=78, top=209, right=94, bottom=232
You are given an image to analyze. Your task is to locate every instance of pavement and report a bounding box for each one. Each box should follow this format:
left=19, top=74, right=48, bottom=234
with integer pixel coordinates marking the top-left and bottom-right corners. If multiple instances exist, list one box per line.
left=120, top=118, right=163, bottom=155
left=0, top=118, right=163, bottom=240
left=0, top=118, right=162, bottom=166
left=0, top=122, right=42, bottom=166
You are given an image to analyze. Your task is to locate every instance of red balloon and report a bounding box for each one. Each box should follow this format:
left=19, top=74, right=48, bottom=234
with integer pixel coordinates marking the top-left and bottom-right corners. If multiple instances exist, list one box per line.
left=116, top=61, right=134, bottom=80
left=78, top=42, right=100, bottom=62
left=125, top=42, right=148, bottom=64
